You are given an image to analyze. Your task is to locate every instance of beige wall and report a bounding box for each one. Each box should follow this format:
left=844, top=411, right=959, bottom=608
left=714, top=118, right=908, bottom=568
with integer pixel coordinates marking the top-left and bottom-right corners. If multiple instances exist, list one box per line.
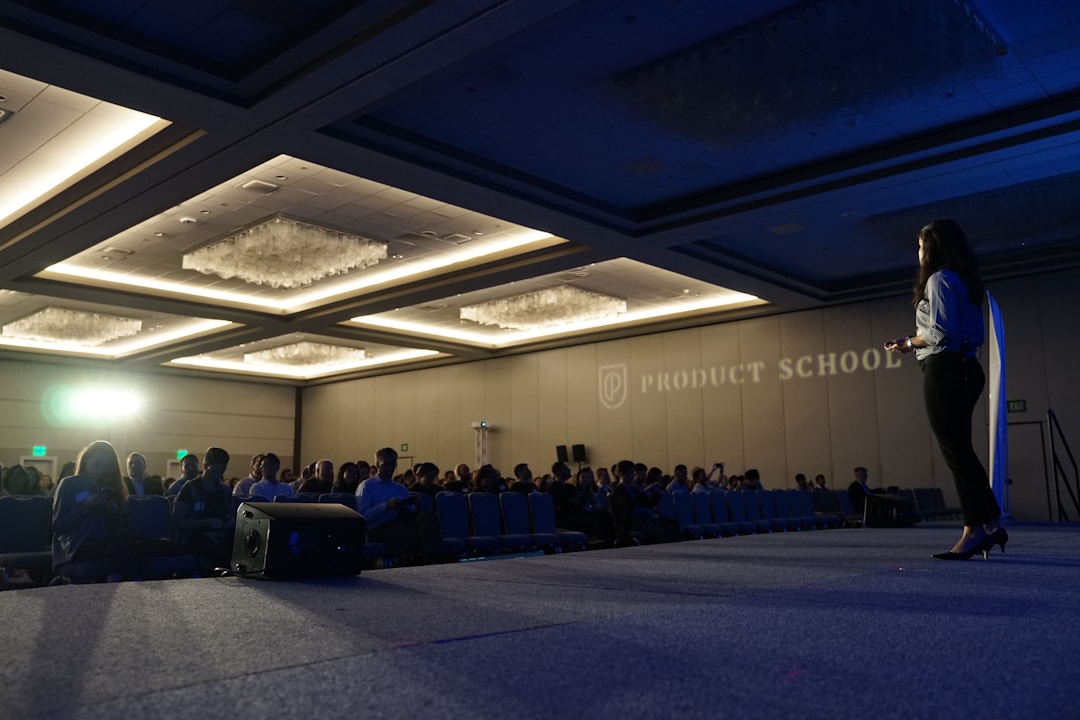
left=3, top=268, right=1075, bottom=518
left=302, top=267, right=1080, bottom=520
left=0, top=360, right=295, bottom=480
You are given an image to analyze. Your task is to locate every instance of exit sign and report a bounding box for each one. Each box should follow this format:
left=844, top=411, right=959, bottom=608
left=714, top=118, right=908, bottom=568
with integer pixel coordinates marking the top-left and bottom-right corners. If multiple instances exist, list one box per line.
left=1006, top=399, right=1027, bottom=413
left=32, top=445, right=47, bottom=457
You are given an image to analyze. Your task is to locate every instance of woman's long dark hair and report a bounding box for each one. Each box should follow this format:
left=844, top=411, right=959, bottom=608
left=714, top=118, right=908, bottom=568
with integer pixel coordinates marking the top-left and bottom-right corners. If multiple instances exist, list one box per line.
left=75, top=440, right=128, bottom=500
left=335, top=461, right=360, bottom=494
left=913, top=218, right=984, bottom=308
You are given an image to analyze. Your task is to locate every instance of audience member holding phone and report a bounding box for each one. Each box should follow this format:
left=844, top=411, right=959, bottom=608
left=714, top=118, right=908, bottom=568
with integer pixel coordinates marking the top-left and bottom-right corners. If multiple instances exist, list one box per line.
left=51, top=440, right=134, bottom=582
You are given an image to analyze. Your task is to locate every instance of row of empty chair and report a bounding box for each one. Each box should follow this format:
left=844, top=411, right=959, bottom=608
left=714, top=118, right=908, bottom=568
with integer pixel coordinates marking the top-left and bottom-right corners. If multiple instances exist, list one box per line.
left=256, top=490, right=590, bottom=565
left=809, top=487, right=962, bottom=526
left=659, top=489, right=843, bottom=541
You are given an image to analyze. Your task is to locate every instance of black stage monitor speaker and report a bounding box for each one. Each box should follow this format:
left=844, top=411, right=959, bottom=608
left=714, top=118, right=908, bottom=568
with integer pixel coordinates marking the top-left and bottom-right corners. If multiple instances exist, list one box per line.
left=231, top=502, right=366, bottom=579
left=555, top=445, right=569, bottom=463
left=571, top=444, right=587, bottom=463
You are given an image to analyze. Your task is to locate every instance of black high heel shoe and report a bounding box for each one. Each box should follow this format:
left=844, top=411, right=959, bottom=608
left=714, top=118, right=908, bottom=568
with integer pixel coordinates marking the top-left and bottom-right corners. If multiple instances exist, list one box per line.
left=932, top=533, right=988, bottom=560
left=982, top=528, right=1009, bottom=555
left=931, top=546, right=980, bottom=560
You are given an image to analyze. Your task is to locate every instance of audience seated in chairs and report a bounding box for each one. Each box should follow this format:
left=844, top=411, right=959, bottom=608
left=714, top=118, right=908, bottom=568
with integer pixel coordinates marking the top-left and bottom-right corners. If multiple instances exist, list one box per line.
left=667, top=465, right=691, bottom=494
left=23, top=466, right=46, bottom=496
left=356, top=447, right=434, bottom=561
left=332, top=461, right=360, bottom=495
left=549, top=465, right=615, bottom=545
left=232, top=454, right=264, bottom=497
left=847, top=466, right=916, bottom=527
left=52, top=440, right=135, bottom=583
left=410, top=462, right=442, bottom=496
left=173, top=447, right=235, bottom=572
left=250, top=454, right=294, bottom=500
left=299, top=459, right=334, bottom=495
left=166, top=453, right=201, bottom=498
left=3, top=463, right=40, bottom=496
left=442, top=471, right=472, bottom=493
left=590, top=467, right=612, bottom=508
left=509, top=463, right=539, bottom=494
left=124, top=452, right=164, bottom=496
left=573, top=465, right=609, bottom=512
left=38, top=472, right=56, bottom=498
left=0, top=439, right=951, bottom=592
left=609, top=459, right=680, bottom=546
left=474, top=464, right=506, bottom=494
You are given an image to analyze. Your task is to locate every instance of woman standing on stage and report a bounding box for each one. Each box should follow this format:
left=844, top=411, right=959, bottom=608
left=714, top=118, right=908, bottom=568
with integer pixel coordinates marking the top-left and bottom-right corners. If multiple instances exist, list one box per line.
left=885, top=218, right=1006, bottom=560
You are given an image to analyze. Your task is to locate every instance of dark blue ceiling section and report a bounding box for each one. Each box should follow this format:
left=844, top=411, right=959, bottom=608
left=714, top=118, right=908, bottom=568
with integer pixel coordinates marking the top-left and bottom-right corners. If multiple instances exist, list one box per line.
left=613, top=0, right=1004, bottom=151
left=5, top=0, right=359, bottom=80
left=672, top=156, right=1080, bottom=294
left=863, top=168, right=1080, bottom=255
left=359, top=0, right=1078, bottom=215
left=355, top=0, right=795, bottom=212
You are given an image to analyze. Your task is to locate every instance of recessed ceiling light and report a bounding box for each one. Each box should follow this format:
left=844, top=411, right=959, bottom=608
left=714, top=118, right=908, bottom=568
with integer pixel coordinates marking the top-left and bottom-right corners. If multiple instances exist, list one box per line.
left=179, top=217, right=196, bottom=224
left=240, top=180, right=278, bottom=194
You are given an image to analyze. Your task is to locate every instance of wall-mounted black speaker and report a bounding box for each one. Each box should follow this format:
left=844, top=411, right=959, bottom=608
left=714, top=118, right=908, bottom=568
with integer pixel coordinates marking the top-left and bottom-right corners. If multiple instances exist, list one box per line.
left=231, top=502, right=366, bottom=579
left=555, top=445, right=569, bottom=463
left=571, top=444, right=587, bottom=463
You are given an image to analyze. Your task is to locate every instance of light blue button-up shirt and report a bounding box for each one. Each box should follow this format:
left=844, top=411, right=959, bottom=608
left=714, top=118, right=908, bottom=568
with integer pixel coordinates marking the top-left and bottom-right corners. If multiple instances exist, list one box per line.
left=914, top=269, right=984, bottom=360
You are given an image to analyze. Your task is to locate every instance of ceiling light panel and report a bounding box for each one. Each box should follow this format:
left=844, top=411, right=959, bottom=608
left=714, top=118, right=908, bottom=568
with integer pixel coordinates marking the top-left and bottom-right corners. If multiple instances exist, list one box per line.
left=347, top=258, right=764, bottom=348
left=41, top=154, right=565, bottom=314
left=0, top=290, right=234, bottom=359
left=168, top=332, right=442, bottom=380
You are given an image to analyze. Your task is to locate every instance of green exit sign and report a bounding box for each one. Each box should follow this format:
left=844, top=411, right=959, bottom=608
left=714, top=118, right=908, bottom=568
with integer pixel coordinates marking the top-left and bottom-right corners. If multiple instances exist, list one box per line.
left=176, top=449, right=188, bottom=459
left=32, top=445, right=47, bottom=457
left=1006, top=399, right=1027, bottom=413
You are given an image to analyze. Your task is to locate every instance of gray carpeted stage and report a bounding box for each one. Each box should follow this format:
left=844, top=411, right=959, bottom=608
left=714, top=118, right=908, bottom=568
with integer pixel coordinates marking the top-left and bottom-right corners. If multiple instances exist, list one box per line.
left=3, top=523, right=1078, bottom=719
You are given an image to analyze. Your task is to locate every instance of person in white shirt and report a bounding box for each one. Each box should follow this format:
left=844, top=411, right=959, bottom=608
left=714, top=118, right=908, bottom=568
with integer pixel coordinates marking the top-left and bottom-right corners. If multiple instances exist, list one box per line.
left=232, top=454, right=264, bottom=497
left=356, top=447, right=428, bottom=558
left=249, top=454, right=293, bottom=500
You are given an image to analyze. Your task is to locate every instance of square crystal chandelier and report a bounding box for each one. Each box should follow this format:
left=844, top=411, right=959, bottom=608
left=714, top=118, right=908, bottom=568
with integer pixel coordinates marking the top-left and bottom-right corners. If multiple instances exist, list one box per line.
left=2, top=307, right=142, bottom=346
left=243, top=341, right=368, bottom=371
left=460, top=286, right=627, bottom=331
left=182, top=215, right=387, bottom=289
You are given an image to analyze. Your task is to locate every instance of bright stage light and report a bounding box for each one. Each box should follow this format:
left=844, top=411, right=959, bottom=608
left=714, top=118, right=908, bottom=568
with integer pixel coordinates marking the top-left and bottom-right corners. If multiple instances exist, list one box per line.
left=42, top=384, right=145, bottom=426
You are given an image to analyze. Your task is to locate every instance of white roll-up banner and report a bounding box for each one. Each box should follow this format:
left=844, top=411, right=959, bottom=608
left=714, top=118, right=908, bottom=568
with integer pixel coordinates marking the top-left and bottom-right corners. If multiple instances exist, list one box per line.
left=987, top=291, right=1008, bottom=516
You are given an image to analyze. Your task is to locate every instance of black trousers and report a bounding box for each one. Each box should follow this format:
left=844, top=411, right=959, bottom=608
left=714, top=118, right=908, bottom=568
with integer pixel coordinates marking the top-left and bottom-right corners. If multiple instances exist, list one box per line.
left=368, top=511, right=433, bottom=556
left=921, top=353, right=1001, bottom=526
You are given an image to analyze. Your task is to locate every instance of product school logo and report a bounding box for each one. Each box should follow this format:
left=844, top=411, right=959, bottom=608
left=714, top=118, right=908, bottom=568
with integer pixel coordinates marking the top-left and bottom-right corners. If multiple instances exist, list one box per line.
left=598, top=364, right=628, bottom=409
left=599, top=347, right=902, bottom=408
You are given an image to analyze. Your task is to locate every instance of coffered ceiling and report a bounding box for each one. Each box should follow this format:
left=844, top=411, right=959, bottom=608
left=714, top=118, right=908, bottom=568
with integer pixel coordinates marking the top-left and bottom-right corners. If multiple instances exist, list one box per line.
left=1, top=0, right=1078, bottom=383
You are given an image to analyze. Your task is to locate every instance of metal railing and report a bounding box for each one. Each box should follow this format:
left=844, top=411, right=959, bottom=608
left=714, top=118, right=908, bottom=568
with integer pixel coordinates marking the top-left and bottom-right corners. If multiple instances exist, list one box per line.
left=1048, top=409, right=1080, bottom=522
